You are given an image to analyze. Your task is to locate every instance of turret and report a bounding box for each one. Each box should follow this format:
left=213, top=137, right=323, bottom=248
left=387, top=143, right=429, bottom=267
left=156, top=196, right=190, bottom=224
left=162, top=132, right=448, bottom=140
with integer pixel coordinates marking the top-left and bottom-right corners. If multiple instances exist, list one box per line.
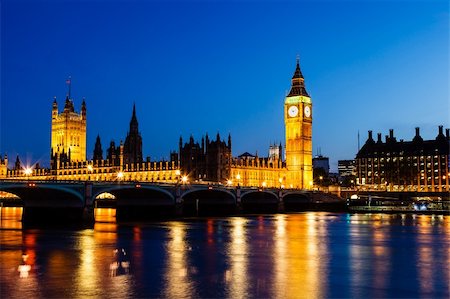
left=81, top=98, right=86, bottom=121
left=63, top=95, right=75, bottom=113
left=228, top=133, right=232, bottom=149
left=119, top=140, right=124, bottom=168
left=279, top=142, right=283, bottom=161
left=201, top=137, right=205, bottom=153
left=0, top=154, right=8, bottom=178
left=52, top=97, right=58, bottom=119
left=14, top=155, right=21, bottom=170
left=129, top=104, right=138, bottom=134
left=93, top=134, right=103, bottom=162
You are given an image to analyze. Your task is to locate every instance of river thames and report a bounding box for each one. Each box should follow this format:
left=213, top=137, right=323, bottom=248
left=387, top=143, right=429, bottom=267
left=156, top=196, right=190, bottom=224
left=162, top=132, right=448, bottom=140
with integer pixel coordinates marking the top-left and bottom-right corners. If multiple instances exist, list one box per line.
left=0, top=207, right=449, bottom=298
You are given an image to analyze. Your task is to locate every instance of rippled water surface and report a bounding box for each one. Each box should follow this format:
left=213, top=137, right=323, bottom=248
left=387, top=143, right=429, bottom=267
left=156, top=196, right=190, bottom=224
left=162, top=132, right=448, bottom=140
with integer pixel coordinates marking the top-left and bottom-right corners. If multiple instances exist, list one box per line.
left=1, top=207, right=449, bottom=298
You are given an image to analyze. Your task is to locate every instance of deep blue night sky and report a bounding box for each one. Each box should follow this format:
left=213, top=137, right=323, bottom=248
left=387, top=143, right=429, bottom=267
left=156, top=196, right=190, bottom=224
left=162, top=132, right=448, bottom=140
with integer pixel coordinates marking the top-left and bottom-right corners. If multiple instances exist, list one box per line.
left=1, top=0, right=448, bottom=171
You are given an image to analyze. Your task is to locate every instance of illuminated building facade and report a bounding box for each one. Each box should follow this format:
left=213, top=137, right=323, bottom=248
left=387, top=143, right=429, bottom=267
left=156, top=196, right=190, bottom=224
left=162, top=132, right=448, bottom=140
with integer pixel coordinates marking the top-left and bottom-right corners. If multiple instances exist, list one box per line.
left=1, top=60, right=315, bottom=190
left=284, top=58, right=313, bottom=189
left=231, top=152, right=286, bottom=188
left=0, top=154, right=7, bottom=178
left=178, top=133, right=232, bottom=183
left=51, top=91, right=87, bottom=164
left=356, top=126, right=450, bottom=192
left=176, top=60, right=312, bottom=189
left=338, top=160, right=355, bottom=177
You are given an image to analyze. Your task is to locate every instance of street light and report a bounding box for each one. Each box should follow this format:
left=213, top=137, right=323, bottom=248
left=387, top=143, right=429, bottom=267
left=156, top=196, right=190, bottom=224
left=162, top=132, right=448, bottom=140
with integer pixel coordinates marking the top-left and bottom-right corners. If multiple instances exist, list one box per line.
left=262, top=181, right=267, bottom=188
left=175, top=169, right=181, bottom=185
left=181, top=175, right=188, bottom=184
left=24, top=167, right=32, bottom=182
left=227, top=179, right=233, bottom=186
left=236, top=174, right=241, bottom=187
left=24, top=167, right=32, bottom=176
left=117, top=171, right=124, bottom=181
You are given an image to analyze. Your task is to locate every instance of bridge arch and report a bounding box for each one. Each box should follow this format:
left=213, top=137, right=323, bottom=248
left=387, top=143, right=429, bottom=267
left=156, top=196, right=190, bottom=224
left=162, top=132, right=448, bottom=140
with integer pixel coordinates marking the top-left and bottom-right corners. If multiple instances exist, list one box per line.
left=0, top=190, right=21, bottom=199
left=94, top=185, right=175, bottom=206
left=240, top=190, right=279, bottom=212
left=241, top=190, right=279, bottom=203
left=282, top=191, right=311, bottom=211
left=0, top=183, right=85, bottom=207
left=182, top=188, right=236, bottom=204
left=282, top=191, right=311, bottom=203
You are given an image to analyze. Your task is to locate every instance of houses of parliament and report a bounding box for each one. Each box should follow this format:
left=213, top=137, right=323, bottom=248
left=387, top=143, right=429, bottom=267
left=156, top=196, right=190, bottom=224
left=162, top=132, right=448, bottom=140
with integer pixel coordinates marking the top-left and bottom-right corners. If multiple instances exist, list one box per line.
left=0, top=60, right=314, bottom=189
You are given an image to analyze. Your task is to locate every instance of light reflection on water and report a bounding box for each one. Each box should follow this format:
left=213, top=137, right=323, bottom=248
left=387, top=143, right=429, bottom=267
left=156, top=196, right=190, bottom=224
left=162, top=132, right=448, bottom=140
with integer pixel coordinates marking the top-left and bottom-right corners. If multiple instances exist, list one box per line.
left=0, top=207, right=449, bottom=298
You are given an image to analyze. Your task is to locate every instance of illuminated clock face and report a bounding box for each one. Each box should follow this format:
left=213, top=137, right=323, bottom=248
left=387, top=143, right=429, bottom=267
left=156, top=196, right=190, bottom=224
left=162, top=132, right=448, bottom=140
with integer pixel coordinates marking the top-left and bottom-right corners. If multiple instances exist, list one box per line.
left=304, top=105, right=311, bottom=118
left=288, top=106, right=298, bottom=117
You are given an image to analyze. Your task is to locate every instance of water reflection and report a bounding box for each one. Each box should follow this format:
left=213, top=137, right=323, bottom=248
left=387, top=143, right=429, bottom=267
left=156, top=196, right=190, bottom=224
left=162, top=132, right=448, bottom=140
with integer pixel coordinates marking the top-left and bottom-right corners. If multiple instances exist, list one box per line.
left=0, top=207, right=449, bottom=298
left=1, top=206, right=23, bottom=230
left=273, top=214, right=287, bottom=298
left=18, top=254, right=31, bottom=278
left=75, top=230, right=99, bottom=296
left=371, top=217, right=390, bottom=298
left=416, top=215, right=434, bottom=295
left=226, top=217, right=249, bottom=299
left=163, top=222, right=193, bottom=298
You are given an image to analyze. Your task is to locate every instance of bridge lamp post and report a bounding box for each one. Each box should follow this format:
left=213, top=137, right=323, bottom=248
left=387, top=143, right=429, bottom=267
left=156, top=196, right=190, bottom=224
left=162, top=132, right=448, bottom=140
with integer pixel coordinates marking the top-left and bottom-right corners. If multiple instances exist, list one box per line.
left=319, top=176, right=323, bottom=191
left=24, top=167, right=32, bottom=181
left=181, top=175, right=188, bottom=185
left=236, top=174, right=241, bottom=187
left=227, top=179, right=233, bottom=187
left=117, top=171, right=124, bottom=182
left=175, top=169, right=181, bottom=185
left=262, top=181, right=267, bottom=189
left=87, top=165, right=93, bottom=181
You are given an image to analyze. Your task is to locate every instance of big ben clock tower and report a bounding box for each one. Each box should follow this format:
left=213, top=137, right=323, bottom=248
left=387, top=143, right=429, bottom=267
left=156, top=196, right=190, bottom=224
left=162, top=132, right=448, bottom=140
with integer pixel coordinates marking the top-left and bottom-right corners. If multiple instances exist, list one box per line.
left=284, top=58, right=313, bottom=189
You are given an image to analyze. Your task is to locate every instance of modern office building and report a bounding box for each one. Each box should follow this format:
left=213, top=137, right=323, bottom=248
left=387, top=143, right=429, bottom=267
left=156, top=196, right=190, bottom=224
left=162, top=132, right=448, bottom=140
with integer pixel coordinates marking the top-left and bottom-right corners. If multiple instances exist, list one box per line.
left=338, top=160, right=355, bottom=177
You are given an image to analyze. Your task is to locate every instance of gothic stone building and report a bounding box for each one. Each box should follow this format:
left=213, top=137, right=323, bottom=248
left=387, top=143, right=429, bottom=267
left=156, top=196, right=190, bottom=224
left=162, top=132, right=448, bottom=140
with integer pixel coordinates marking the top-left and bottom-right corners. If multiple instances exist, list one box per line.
left=178, top=133, right=232, bottom=183
left=50, top=95, right=86, bottom=168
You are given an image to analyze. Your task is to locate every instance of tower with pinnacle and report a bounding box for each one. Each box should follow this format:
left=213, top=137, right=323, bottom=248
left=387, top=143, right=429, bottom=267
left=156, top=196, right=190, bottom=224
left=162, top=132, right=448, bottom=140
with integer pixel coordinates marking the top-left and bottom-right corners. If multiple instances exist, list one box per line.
left=51, top=78, right=87, bottom=163
left=284, top=58, right=313, bottom=189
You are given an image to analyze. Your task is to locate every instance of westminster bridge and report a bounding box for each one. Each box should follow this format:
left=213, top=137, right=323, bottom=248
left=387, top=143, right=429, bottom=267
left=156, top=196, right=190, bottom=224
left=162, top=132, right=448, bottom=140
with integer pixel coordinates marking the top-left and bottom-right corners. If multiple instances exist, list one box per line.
left=0, top=180, right=343, bottom=224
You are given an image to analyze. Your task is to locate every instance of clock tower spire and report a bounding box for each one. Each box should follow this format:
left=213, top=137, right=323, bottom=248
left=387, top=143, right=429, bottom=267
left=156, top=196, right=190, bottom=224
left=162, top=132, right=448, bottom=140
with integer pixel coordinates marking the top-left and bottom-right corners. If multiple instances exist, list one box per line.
left=284, top=58, right=313, bottom=189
